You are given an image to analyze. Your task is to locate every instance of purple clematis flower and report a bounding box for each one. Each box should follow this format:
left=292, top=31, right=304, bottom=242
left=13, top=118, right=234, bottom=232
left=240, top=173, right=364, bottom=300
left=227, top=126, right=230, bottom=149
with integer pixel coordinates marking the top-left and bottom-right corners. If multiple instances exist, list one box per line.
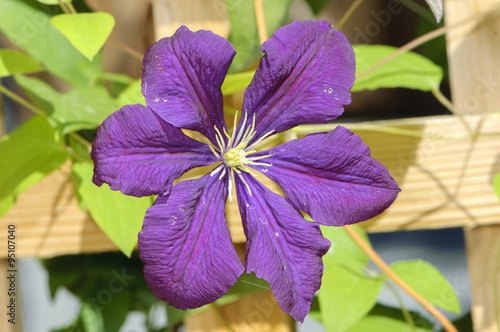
left=91, top=20, right=400, bottom=322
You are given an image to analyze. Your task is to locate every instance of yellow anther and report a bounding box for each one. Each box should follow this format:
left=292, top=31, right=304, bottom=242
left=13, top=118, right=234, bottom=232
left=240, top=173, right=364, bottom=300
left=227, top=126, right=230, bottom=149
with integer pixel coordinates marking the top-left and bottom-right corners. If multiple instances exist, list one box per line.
left=224, top=148, right=249, bottom=167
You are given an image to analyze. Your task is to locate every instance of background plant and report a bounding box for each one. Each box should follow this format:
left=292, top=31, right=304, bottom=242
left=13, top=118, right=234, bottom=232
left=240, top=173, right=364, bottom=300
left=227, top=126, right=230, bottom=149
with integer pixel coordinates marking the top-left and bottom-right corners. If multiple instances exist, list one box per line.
left=0, top=0, right=491, bottom=331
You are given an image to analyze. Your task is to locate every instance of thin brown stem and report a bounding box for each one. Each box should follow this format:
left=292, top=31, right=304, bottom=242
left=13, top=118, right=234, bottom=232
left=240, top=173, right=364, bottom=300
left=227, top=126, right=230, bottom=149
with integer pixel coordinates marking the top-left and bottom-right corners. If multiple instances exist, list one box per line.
left=254, top=0, right=268, bottom=44
left=107, top=39, right=143, bottom=62
left=337, top=0, right=364, bottom=30
left=431, top=88, right=473, bottom=134
left=344, top=225, right=458, bottom=332
left=357, top=7, right=499, bottom=80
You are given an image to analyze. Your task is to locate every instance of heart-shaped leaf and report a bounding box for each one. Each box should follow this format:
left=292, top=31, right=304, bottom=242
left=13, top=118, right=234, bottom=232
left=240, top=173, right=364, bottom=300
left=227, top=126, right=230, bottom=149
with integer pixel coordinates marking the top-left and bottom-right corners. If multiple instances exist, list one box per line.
left=71, top=162, right=151, bottom=257
left=50, top=12, right=115, bottom=61
left=0, top=49, right=43, bottom=77
left=391, top=260, right=461, bottom=314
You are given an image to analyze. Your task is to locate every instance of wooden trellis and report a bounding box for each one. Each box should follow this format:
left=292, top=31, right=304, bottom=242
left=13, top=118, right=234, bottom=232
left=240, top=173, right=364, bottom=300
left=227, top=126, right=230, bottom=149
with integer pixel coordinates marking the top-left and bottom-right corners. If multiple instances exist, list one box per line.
left=1, top=0, right=499, bottom=331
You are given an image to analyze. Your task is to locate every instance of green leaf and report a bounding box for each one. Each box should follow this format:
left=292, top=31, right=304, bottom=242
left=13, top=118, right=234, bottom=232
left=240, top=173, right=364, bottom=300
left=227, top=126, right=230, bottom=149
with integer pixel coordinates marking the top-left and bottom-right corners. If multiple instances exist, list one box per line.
left=321, top=224, right=371, bottom=270
left=116, top=79, right=145, bottom=108
left=225, top=0, right=291, bottom=72
left=37, top=0, right=71, bottom=4
left=71, top=162, right=151, bottom=257
left=14, top=74, right=59, bottom=115
left=307, top=296, right=321, bottom=322
left=318, top=225, right=384, bottom=331
left=0, top=116, right=69, bottom=218
left=101, top=290, right=130, bottom=332
left=390, top=260, right=461, bottom=314
left=52, top=302, right=104, bottom=332
left=56, top=86, right=117, bottom=133
left=0, top=0, right=102, bottom=87
left=0, top=49, right=43, bottom=77
left=367, top=303, right=435, bottom=329
left=352, top=45, right=443, bottom=92
left=305, top=0, right=331, bottom=14
left=216, top=273, right=270, bottom=306
left=319, top=264, right=385, bottom=332
left=221, top=71, right=255, bottom=95
left=347, top=315, right=432, bottom=332
left=493, top=173, right=500, bottom=202
left=15, top=74, right=117, bottom=133
left=50, top=12, right=115, bottom=61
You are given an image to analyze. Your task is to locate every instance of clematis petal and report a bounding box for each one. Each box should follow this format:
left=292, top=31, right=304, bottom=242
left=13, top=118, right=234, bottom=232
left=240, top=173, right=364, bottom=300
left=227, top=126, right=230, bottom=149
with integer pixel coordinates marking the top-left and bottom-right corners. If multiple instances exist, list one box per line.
left=241, top=20, right=355, bottom=144
left=142, top=26, right=234, bottom=142
left=252, top=126, right=401, bottom=226
left=235, top=172, right=330, bottom=322
left=91, top=104, right=217, bottom=197
left=139, top=173, right=244, bottom=309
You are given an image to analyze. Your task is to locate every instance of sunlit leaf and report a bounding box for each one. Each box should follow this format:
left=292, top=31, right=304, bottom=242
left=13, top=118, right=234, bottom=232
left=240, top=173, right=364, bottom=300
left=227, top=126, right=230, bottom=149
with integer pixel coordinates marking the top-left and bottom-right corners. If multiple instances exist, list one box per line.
left=347, top=315, right=432, bottom=332
left=353, top=45, right=443, bottom=92
left=0, top=116, right=69, bottom=218
left=0, top=0, right=102, bottom=87
left=391, top=260, right=461, bottom=314
left=15, top=74, right=117, bottom=133
left=37, top=0, right=72, bottom=4
left=50, top=12, right=115, bottom=61
left=319, top=264, right=385, bottom=332
left=319, top=225, right=384, bottom=331
left=0, top=49, right=43, bottom=77
left=71, top=162, right=151, bottom=257
left=321, top=224, right=371, bottom=270
left=493, top=173, right=500, bottom=202
left=221, top=71, right=255, bottom=95
left=225, top=0, right=291, bottom=72
left=116, top=79, right=145, bottom=108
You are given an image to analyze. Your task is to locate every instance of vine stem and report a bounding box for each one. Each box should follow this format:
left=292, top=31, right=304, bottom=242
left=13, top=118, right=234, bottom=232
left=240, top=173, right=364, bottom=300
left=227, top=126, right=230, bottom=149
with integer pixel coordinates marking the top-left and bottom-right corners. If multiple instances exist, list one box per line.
left=384, top=280, right=417, bottom=332
left=357, top=6, right=499, bottom=80
left=107, top=40, right=144, bottom=62
left=344, top=225, right=458, bottom=332
left=0, top=83, right=91, bottom=151
left=57, top=0, right=76, bottom=14
left=336, top=0, right=364, bottom=30
left=254, top=0, right=268, bottom=44
left=431, top=87, right=473, bottom=134
left=0, top=83, right=46, bottom=117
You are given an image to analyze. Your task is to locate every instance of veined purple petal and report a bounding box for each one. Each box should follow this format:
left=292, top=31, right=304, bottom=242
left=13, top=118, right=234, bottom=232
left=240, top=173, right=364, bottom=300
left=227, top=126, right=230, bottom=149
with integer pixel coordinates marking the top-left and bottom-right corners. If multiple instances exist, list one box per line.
left=235, top=172, right=330, bottom=322
left=241, top=20, right=355, bottom=144
left=252, top=126, right=401, bottom=226
left=139, top=173, right=243, bottom=309
left=142, top=26, right=234, bottom=143
left=91, top=104, right=217, bottom=197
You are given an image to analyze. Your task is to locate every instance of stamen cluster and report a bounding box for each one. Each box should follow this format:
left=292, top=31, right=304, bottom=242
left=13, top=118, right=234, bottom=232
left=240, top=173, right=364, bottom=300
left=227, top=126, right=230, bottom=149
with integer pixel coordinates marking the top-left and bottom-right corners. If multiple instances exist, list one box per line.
left=209, top=111, right=273, bottom=201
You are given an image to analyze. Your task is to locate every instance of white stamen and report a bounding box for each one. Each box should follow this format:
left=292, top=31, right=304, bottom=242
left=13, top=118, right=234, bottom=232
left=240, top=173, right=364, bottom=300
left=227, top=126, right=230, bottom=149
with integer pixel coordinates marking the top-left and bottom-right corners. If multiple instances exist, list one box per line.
left=235, top=170, right=252, bottom=196
left=209, top=110, right=272, bottom=200
left=229, top=110, right=239, bottom=144
left=245, top=129, right=275, bottom=152
left=227, top=172, right=233, bottom=203
left=232, top=111, right=248, bottom=147
left=210, top=164, right=223, bottom=177
left=218, top=165, right=227, bottom=180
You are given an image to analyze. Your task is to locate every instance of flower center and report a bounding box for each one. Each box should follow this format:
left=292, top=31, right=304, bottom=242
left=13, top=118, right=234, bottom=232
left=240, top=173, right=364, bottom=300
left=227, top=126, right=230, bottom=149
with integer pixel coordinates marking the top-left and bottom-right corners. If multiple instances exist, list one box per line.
left=224, top=148, right=249, bottom=167
left=209, top=111, right=274, bottom=202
